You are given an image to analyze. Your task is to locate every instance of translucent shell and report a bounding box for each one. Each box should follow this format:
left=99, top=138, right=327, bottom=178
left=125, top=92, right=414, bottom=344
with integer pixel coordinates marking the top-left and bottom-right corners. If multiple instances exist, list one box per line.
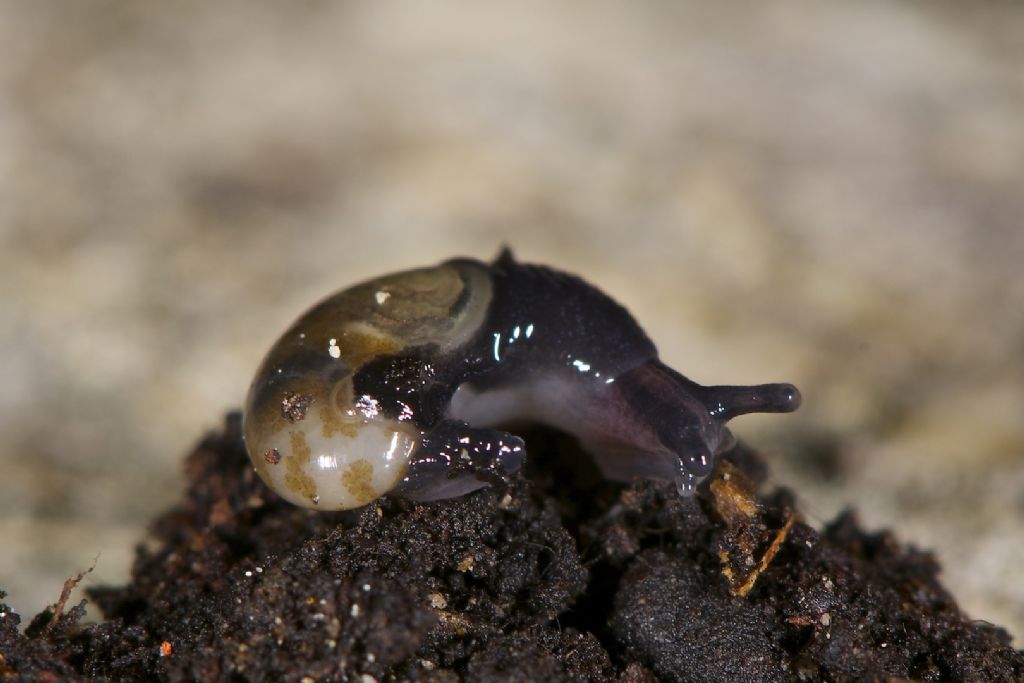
left=242, top=261, right=493, bottom=510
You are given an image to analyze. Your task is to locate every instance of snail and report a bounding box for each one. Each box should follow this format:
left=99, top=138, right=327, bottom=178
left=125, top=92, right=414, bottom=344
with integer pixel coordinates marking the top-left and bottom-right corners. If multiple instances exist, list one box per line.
left=243, top=250, right=801, bottom=510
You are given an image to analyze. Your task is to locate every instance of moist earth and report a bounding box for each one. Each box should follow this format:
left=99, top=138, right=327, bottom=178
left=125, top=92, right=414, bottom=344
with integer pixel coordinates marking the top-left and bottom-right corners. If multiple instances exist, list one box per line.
left=1, top=414, right=1021, bottom=681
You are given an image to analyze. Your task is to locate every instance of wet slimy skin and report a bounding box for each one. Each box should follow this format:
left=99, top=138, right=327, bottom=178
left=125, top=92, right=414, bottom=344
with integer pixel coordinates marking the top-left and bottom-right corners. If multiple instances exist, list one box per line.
left=243, top=250, right=801, bottom=510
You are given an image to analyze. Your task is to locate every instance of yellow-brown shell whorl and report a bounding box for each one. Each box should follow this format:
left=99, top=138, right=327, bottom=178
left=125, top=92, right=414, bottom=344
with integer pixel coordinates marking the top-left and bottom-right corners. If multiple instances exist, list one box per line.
left=242, top=260, right=493, bottom=510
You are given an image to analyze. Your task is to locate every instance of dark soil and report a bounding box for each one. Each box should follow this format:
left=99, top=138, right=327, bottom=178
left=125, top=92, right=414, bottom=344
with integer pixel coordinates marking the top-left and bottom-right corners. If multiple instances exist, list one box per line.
left=1, top=413, right=1021, bottom=682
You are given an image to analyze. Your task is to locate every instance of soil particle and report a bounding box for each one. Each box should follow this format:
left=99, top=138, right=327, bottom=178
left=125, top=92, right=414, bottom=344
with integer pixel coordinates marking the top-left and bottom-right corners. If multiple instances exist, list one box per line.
left=280, top=392, right=314, bottom=423
left=0, top=413, right=1021, bottom=681
left=611, top=552, right=786, bottom=683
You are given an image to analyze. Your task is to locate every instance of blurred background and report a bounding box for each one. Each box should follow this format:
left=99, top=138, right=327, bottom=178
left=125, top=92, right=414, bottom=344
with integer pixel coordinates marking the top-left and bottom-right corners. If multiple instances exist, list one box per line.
left=2, top=0, right=1022, bottom=641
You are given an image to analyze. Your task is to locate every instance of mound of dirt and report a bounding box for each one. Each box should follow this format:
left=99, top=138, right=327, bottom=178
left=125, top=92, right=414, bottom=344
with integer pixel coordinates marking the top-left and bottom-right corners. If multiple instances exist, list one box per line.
left=2, top=414, right=1021, bottom=681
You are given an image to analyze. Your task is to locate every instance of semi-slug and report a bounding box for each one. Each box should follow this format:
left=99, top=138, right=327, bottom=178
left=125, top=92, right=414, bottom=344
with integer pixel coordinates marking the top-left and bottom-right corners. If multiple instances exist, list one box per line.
left=243, top=250, right=801, bottom=510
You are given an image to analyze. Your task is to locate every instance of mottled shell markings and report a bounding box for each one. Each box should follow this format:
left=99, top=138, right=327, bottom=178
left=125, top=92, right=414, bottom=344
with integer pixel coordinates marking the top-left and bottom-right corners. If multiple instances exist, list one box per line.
left=243, top=261, right=489, bottom=510
left=285, top=430, right=318, bottom=504
left=242, top=251, right=801, bottom=511
left=341, top=459, right=377, bottom=507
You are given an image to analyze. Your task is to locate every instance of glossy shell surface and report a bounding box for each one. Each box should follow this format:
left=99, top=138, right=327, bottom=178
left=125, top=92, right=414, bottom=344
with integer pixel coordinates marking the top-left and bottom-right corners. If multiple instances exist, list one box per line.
left=243, top=261, right=492, bottom=509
